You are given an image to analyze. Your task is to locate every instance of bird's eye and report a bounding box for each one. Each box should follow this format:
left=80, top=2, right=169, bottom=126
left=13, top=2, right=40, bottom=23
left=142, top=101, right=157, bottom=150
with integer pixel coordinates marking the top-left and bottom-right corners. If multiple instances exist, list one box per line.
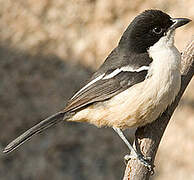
left=152, top=27, right=163, bottom=35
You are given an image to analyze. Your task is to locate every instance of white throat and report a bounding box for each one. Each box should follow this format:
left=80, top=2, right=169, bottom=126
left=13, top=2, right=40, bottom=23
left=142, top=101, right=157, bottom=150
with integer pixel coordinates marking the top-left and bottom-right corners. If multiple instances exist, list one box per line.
left=149, top=30, right=175, bottom=52
left=147, top=30, right=181, bottom=77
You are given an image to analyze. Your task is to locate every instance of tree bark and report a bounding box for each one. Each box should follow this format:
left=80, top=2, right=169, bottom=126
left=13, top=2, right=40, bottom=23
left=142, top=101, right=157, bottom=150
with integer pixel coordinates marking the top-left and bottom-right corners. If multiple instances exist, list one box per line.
left=123, top=37, right=194, bottom=180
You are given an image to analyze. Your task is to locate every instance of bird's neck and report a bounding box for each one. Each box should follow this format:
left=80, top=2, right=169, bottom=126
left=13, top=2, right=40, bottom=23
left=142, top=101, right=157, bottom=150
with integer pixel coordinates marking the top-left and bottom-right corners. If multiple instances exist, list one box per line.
left=147, top=32, right=181, bottom=78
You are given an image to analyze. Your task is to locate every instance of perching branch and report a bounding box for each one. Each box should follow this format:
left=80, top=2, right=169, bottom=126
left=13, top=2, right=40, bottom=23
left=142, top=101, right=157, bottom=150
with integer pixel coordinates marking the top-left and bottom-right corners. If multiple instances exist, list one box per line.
left=123, top=37, right=194, bottom=180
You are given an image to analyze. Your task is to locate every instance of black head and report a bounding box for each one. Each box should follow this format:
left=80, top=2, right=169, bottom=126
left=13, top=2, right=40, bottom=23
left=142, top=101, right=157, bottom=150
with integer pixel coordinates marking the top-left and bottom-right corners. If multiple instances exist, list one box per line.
left=119, top=9, right=191, bottom=53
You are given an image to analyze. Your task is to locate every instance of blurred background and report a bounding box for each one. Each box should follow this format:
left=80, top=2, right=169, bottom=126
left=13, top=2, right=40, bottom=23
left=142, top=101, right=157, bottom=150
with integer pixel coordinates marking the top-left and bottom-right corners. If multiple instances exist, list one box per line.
left=0, top=0, right=193, bottom=179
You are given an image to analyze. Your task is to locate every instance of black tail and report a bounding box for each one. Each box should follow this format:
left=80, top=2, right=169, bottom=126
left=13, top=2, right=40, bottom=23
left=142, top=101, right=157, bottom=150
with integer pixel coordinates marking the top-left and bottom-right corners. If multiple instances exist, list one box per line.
left=3, top=111, right=65, bottom=154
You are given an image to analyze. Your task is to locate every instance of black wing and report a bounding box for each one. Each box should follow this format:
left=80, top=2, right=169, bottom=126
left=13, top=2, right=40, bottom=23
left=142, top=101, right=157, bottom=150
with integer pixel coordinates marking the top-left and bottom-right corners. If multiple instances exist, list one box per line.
left=64, top=70, right=148, bottom=112
left=64, top=47, right=152, bottom=112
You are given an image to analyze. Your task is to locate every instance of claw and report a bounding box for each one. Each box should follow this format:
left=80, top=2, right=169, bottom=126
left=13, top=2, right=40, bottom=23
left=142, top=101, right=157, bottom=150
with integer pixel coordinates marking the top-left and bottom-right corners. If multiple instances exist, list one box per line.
left=112, top=128, right=155, bottom=173
left=124, top=153, right=155, bottom=174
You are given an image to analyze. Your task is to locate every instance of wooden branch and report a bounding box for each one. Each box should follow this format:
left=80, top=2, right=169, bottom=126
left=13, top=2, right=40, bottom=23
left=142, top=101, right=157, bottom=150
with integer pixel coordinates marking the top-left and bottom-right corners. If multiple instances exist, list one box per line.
left=123, top=37, right=194, bottom=180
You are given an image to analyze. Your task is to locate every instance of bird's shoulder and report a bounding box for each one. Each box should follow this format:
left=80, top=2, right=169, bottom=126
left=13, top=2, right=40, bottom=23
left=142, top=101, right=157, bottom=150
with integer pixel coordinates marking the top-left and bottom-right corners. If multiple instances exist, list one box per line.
left=64, top=47, right=152, bottom=112
left=92, top=47, right=152, bottom=79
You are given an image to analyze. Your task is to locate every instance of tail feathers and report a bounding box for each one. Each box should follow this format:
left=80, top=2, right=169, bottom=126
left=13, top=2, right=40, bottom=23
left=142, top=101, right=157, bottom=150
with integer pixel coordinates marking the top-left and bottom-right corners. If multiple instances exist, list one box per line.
left=3, top=111, right=65, bottom=154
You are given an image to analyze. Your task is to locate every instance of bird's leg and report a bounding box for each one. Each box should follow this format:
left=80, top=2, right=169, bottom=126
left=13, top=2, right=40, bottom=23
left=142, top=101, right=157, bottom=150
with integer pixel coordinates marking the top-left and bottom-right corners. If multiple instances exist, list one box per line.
left=113, top=127, right=152, bottom=170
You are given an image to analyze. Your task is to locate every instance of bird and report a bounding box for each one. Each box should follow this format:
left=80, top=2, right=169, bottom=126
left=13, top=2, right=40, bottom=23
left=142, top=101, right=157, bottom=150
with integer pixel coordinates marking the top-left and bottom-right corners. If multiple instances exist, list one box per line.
left=3, top=9, right=191, bottom=169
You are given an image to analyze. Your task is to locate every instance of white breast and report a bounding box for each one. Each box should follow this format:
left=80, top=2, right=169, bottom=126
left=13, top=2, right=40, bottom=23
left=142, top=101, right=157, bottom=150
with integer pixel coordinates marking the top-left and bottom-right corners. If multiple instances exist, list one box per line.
left=70, top=32, right=181, bottom=129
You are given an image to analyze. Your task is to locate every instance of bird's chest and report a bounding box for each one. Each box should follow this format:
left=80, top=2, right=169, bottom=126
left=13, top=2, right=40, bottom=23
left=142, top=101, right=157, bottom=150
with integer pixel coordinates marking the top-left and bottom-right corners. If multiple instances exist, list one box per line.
left=70, top=44, right=181, bottom=129
left=106, top=45, right=181, bottom=128
left=132, top=43, right=182, bottom=126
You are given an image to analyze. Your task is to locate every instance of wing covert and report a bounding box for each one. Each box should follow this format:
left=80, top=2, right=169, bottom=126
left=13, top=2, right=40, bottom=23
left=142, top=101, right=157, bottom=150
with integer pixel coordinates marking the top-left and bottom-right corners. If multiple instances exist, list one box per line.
left=64, top=69, right=148, bottom=112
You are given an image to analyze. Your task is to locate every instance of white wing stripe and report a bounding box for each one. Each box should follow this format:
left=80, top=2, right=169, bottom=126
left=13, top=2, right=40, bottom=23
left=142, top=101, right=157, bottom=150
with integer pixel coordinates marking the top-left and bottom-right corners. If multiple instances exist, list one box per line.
left=71, top=65, right=149, bottom=99
left=121, top=65, right=149, bottom=72
left=71, top=73, right=105, bottom=99
left=103, top=65, right=149, bottom=79
left=102, top=68, right=121, bottom=79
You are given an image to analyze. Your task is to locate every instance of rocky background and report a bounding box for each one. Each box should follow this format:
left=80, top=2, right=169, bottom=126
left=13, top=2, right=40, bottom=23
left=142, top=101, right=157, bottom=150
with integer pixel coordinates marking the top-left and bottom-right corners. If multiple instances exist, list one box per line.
left=0, top=0, right=193, bottom=180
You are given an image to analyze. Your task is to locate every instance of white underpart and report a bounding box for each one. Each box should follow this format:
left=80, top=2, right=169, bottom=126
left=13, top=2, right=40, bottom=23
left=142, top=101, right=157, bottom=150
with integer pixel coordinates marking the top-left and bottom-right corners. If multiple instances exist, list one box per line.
left=71, top=73, right=105, bottom=99
left=70, top=30, right=181, bottom=129
left=103, top=65, right=149, bottom=79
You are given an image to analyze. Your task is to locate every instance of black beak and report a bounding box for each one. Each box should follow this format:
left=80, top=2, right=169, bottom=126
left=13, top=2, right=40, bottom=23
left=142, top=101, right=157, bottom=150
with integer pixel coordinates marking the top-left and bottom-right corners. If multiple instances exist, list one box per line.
left=169, top=18, right=191, bottom=30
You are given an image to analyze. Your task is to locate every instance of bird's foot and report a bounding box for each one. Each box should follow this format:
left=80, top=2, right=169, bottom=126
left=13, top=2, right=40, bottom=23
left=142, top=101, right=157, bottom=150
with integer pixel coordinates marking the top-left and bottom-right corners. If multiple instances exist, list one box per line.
left=124, top=154, right=154, bottom=174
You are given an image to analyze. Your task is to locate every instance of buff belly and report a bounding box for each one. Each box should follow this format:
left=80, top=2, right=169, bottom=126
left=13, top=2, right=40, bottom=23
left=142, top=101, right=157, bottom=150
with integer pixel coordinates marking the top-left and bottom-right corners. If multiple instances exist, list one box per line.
left=69, top=30, right=181, bottom=129
left=69, top=70, right=181, bottom=129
